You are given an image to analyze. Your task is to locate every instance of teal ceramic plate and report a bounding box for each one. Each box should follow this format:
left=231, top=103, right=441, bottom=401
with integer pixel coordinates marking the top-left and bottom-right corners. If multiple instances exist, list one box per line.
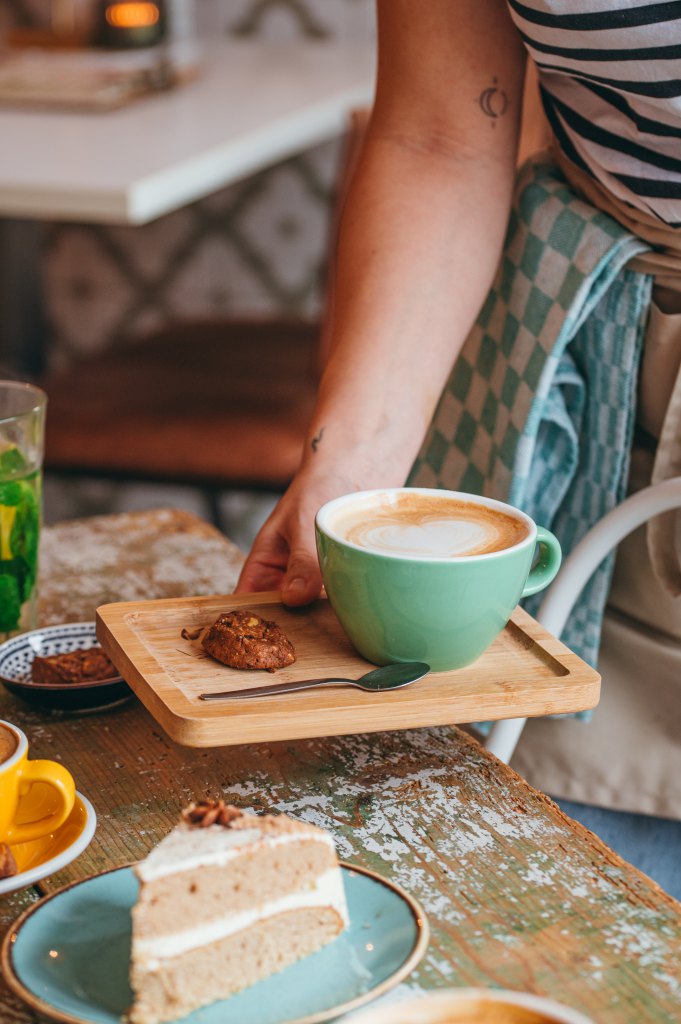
left=1, top=863, right=428, bottom=1024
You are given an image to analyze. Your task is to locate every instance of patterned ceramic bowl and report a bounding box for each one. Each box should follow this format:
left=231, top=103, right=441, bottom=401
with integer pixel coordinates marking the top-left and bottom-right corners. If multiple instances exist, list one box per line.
left=0, top=623, right=130, bottom=712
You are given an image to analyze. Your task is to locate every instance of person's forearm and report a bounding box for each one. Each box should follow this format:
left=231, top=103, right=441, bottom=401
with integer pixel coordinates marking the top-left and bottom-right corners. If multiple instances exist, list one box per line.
left=300, top=128, right=517, bottom=485
left=236, top=0, right=526, bottom=600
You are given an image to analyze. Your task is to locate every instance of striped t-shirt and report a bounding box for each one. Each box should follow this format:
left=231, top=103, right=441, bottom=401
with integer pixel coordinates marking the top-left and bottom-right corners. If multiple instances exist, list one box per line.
left=507, top=0, right=681, bottom=226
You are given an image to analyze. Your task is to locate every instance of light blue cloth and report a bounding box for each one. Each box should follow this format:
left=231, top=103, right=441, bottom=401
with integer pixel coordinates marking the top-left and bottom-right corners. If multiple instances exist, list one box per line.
left=515, top=266, right=652, bottom=667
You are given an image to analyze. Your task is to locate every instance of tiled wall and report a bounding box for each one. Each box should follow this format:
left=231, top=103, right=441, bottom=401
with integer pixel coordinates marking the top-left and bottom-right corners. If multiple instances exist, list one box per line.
left=2, top=0, right=375, bottom=366
left=197, top=0, right=374, bottom=42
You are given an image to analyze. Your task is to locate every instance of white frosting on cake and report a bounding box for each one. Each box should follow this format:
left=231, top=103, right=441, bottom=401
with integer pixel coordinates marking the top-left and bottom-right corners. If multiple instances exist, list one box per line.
left=134, top=868, right=349, bottom=971
left=136, top=821, right=335, bottom=882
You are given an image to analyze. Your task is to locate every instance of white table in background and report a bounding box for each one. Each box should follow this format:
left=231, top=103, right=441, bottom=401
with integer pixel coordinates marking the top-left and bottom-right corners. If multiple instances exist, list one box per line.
left=0, top=40, right=375, bottom=369
left=0, top=40, right=375, bottom=225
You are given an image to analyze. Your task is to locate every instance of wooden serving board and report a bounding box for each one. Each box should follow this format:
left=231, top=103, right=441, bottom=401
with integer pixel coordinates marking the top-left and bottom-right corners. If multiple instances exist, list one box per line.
left=96, top=592, right=600, bottom=747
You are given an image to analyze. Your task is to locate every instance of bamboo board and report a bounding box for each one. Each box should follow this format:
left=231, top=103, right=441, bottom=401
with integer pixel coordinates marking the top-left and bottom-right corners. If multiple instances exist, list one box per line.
left=96, top=592, right=600, bottom=747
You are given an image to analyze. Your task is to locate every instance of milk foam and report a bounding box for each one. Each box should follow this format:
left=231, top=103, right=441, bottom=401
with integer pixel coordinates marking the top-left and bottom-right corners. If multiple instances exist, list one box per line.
left=357, top=519, right=493, bottom=557
left=333, top=497, right=528, bottom=558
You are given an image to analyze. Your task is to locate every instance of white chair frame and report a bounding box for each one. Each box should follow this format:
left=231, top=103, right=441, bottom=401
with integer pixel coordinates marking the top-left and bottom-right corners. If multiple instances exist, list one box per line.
left=484, top=476, right=681, bottom=765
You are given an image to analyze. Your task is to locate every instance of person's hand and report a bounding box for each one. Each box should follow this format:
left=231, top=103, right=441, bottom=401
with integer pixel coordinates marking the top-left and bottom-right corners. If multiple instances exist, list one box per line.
left=235, top=465, right=357, bottom=606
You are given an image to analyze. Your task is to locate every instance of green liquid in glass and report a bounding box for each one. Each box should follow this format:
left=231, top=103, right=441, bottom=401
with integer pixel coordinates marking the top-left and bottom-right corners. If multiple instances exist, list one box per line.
left=0, top=446, right=41, bottom=639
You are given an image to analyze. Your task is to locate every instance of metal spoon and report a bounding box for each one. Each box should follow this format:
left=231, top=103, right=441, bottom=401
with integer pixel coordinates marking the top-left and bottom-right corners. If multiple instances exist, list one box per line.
left=198, top=661, right=430, bottom=701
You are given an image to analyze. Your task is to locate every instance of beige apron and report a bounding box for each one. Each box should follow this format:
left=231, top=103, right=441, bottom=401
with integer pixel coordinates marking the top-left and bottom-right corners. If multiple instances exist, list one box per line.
left=511, top=151, right=681, bottom=819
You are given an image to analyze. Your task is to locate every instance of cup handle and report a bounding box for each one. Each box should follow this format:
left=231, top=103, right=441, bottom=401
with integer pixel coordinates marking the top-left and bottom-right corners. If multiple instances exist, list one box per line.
left=521, top=526, right=562, bottom=598
left=7, top=760, right=76, bottom=845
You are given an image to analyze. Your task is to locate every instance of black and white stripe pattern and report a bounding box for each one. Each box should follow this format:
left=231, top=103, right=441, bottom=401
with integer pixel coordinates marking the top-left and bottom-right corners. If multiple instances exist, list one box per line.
left=507, top=0, right=681, bottom=225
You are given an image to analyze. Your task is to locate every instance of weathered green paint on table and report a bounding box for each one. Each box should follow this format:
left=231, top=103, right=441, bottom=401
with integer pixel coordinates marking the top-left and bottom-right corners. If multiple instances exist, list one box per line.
left=1, top=510, right=679, bottom=1024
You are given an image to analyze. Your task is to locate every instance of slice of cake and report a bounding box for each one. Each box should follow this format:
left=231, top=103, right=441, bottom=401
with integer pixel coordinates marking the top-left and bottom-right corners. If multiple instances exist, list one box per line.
left=129, top=801, right=348, bottom=1024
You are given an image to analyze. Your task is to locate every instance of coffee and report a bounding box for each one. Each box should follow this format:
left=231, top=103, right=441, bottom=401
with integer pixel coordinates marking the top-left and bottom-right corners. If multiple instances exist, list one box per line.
left=0, top=725, right=17, bottom=766
left=347, top=990, right=588, bottom=1024
left=435, top=1004, right=558, bottom=1023
left=331, top=494, right=529, bottom=559
left=317, top=487, right=560, bottom=670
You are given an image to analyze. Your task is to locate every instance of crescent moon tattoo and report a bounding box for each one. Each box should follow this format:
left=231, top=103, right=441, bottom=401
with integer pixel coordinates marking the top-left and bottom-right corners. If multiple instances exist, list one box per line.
left=478, top=76, right=509, bottom=126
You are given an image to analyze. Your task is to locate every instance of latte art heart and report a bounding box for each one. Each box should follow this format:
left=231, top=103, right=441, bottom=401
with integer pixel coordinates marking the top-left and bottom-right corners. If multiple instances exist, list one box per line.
left=356, top=519, right=492, bottom=558
left=333, top=496, right=529, bottom=558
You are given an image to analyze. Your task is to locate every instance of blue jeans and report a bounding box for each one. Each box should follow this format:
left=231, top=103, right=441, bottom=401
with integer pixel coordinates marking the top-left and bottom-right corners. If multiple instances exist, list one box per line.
left=554, top=798, right=681, bottom=901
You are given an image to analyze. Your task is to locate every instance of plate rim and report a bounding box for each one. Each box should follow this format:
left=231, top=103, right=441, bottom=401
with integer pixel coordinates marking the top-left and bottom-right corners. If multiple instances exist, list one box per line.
left=0, top=621, right=124, bottom=693
left=1, top=674, right=125, bottom=693
left=1, top=860, right=429, bottom=1024
left=0, top=791, right=96, bottom=897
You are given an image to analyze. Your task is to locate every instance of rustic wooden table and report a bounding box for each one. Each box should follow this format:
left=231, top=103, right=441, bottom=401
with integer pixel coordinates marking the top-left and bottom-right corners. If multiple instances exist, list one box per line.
left=1, top=509, right=679, bottom=1024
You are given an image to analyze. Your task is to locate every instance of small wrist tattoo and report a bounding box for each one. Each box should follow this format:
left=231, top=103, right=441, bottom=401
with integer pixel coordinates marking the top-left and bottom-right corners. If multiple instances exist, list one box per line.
left=311, top=427, right=325, bottom=453
left=478, top=77, right=509, bottom=127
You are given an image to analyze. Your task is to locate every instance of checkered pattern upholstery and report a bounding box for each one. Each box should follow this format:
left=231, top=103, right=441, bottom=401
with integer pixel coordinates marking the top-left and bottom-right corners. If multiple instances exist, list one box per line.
left=409, top=156, right=652, bottom=676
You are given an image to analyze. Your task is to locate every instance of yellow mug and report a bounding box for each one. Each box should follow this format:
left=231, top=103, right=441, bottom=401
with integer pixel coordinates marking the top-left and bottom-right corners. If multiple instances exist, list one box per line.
left=0, top=719, right=76, bottom=845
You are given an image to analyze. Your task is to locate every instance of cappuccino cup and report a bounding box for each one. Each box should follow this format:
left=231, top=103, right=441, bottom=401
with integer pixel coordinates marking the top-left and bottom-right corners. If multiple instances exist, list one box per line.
left=347, top=988, right=593, bottom=1024
left=0, top=720, right=76, bottom=847
left=315, top=488, right=561, bottom=671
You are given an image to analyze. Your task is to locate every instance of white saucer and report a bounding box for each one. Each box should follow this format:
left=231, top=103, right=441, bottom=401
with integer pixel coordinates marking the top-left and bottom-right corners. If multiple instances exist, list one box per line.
left=0, top=792, right=96, bottom=896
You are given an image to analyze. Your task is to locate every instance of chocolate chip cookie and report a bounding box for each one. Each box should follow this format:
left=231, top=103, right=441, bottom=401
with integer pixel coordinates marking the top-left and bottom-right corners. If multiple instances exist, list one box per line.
left=201, top=610, right=296, bottom=672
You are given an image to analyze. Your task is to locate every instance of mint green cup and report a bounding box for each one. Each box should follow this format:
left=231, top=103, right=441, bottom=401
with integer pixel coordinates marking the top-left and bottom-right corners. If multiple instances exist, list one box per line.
left=315, top=488, right=561, bottom=672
